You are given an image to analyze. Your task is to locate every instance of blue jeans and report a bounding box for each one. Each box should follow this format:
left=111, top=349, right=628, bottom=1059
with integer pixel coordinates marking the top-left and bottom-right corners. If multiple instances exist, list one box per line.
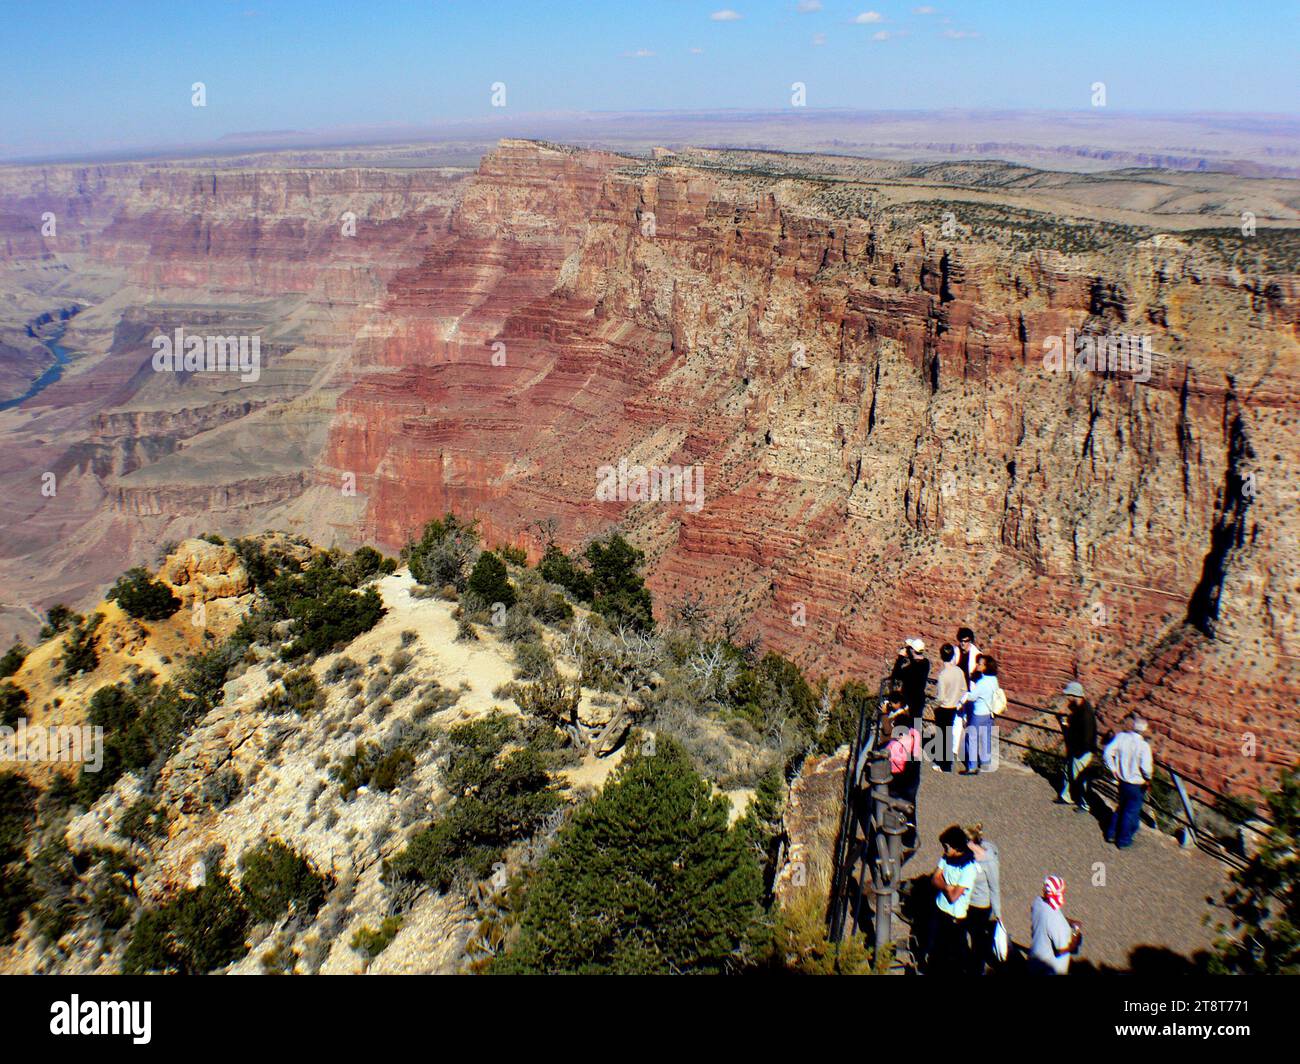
left=1108, top=781, right=1146, bottom=847
left=963, top=715, right=993, bottom=771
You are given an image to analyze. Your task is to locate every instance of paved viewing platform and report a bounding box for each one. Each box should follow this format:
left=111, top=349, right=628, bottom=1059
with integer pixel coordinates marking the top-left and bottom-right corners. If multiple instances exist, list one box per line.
left=898, top=760, right=1231, bottom=971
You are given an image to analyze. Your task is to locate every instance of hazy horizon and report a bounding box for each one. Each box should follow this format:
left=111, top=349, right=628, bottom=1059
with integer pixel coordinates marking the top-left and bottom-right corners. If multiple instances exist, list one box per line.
left=3, top=0, right=1297, bottom=162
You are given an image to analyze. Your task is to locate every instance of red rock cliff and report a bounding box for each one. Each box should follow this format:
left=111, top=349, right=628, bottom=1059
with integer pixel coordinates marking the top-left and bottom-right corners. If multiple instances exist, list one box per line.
left=324, top=141, right=1300, bottom=795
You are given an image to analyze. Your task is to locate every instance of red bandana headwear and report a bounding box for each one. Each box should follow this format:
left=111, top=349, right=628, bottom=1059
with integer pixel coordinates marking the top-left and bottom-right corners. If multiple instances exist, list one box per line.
left=1043, top=875, right=1066, bottom=910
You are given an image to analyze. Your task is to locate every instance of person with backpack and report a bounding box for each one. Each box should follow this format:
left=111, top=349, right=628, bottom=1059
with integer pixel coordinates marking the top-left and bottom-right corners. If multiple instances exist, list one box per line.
left=885, top=707, right=923, bottom=850
left=925, top=825, right=978, bottom=974
left=1056, top=681, right=1096, bottom=811
left=964, top=823, right=1002, bottom=975
left=932, top=643, right=965, bottom=773
left=959, top=654, right=1000, bottom=774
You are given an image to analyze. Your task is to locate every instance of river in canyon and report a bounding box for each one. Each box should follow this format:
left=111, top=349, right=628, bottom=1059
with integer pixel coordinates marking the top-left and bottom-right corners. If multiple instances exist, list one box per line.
left=0, top=322, right=73, bottom=411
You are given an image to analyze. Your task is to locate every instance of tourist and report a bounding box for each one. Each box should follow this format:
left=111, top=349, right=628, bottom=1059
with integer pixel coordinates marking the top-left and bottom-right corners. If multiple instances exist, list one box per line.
left=959, top=654, right=999, bottom=775
left=932, top=643, right=965, bottom=773
left=925, top=825, right=978, bottom=974
left=1028, top=875, right=1082, bottom=975
left=964, top=823, right=1001, bottom=974
left=891, top=637, right=930, bottom=728
left=1103, top=714, right=1154, bottom=849
left=955, top=626, right=981, bottom=684
left=885, top=708, right=922, bottom=850
left=1056, top=681, right=1096, bottom=811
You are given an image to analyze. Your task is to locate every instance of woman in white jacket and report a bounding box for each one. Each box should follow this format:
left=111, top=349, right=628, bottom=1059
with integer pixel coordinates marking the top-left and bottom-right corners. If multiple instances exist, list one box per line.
left=960, top=655, right=1000, bottom=775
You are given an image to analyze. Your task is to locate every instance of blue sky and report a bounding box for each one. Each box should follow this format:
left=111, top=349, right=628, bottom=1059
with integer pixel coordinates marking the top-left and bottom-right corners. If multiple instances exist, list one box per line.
left=1, top=0, right=1296, bottom=157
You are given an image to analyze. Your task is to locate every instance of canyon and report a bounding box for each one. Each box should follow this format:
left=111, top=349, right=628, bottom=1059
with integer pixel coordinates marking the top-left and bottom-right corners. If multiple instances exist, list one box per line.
left=0, top=139, right=1297, bottom=796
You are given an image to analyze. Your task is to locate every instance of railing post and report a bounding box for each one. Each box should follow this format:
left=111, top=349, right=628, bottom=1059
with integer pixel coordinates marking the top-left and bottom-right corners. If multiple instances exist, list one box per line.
left=1169, top=768, right=1199, bottom=847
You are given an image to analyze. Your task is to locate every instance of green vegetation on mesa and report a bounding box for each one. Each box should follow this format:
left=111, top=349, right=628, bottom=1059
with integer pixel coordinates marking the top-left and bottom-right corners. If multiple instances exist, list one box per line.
left=384, top=712, right=561, bottom=893
left=0, top=517, right=885, bottom=972
left=106, top=567, right=181, bottom=621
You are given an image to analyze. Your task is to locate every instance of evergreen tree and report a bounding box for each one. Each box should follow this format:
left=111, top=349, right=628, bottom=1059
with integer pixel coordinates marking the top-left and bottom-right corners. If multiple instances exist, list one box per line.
left=583, top=533, right=654, bottom=633
left=466, top=550, right=516, bottom=610
left=492, top=735, right=763, bottom=974
left=1212, top=763, right=1300, bottom=974
left=106, top=567, right=182, bottom=621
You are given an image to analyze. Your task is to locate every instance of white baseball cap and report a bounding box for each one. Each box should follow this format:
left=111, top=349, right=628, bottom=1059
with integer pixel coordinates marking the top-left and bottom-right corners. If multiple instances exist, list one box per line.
left=905, top=637, right=925, bottom=653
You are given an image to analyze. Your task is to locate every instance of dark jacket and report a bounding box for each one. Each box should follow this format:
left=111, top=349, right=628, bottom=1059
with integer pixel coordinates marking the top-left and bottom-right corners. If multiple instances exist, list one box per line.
left=1063, top=700, right=1097, bottom=758
left=891, top=655, right=931, bottom=723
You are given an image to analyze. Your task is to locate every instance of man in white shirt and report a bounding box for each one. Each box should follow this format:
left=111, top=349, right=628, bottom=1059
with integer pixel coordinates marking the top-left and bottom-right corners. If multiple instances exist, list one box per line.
left=1103, top=715, right=1154, bottom=849
left=931, top=643, right=965, bottom=773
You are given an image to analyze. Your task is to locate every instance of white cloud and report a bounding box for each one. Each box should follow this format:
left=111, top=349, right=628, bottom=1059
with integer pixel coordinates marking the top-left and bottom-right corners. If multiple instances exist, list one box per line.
left=872, top=30, right=890, bottom=40
left=621, top=49, right=656, bottom=58
left=811, top=32, right=827, bottom=45
left=797, top=0, right=823, bottom=10
left=913, top=5, right=937, bottom=13
left=853, top=10, right=883, bottom=23
left=942, top=28, right=980, bottom=38
left=690, top=46, right=704, bottom=54
left=710, top=8, right=743, bottom=20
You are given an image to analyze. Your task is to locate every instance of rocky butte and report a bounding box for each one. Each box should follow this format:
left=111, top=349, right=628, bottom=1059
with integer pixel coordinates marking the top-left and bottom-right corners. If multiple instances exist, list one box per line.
left=0, top=140, right=1297, bottom=795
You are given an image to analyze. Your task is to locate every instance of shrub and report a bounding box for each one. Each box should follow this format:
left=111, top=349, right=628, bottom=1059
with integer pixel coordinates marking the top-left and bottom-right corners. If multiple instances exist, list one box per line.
left=239, top=838, right=331, bottom=923
left=118, top=797, right=169, bottom=847
left=121, top=874, right=250, bottom=974
left=77, top=677, right=187, bottom=804
left=456, top=616, right=478, bottom=642
left=0, top=864, right=32, bottom=945
left=499, top=544, right=528, bottom=566
left=39, top=605, right=77, bottom=640
left=763, top=889, right=880, bottom=974
left=513, top=640, right=556, bottom=682
left=106, top=567, right=182, bottom=621
left=538, top=545, right=593, bottom=602
left=490, top=735, right=763, bottom=974
left=340, top=545, right=395, bottom=585
left=324, top=657, right=362, bottom=684
left=281, top=586, right=385, bottom=660
left=331, top=741, right=415, bottom=799
left=258, top=668, right=324, bottom=716
left=59, top=613, right=103, bottom=681
left=725, top=651, right=819, bottom=736
left=510, top=675, right=580, bottom=734
left=383, top=713, right=560, bottom=894
left=350, top=916, right=403, bottom=960
left=0, top=771, right=38, bottom=863
left=0, top=642, right=27, bottom=679
left=500, top=607, right=539, bottom=645
left=466, top=551, right=516, bottom=611
left=402, top=513, right=480, bottom=590
left=0, top=682, right=27, bottom=728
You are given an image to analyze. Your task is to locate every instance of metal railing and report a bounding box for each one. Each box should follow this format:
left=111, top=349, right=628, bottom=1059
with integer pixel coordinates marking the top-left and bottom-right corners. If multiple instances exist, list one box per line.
left=826, top=679, right=887, bottom=944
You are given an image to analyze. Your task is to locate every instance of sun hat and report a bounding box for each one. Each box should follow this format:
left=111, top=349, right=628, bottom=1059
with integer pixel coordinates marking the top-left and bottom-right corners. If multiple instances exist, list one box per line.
left=1062, top=681, right=1085, bottom=697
